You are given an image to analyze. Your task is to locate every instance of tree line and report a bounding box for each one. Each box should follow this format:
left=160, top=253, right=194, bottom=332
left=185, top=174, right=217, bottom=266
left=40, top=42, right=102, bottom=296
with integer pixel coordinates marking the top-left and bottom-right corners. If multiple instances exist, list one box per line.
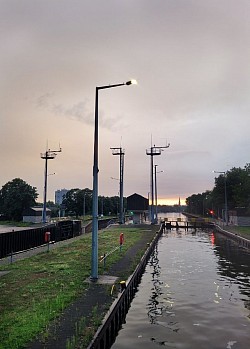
left=61, top=188, right=125, bottom=217
left=0, top=178, right=124, bottom=221
left=185, top=163, right=250, bottom=218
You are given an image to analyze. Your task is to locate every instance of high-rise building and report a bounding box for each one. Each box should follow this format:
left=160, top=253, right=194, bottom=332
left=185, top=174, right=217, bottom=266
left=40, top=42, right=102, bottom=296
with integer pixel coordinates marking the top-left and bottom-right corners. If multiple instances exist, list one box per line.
left=55, top=189, right=68, bottom=205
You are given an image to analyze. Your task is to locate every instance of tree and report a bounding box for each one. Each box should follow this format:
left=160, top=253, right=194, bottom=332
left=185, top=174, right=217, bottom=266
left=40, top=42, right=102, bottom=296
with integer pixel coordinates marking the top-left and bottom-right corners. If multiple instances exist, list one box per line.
left=186, top=163, right=250, bottom=218
left=186, top=191, right=212, bottom=216
left=62, top=188, right=120, bottom=217
left=0, top=178, right=38, bottom=221
left=62, top=188, right=93, bottom=217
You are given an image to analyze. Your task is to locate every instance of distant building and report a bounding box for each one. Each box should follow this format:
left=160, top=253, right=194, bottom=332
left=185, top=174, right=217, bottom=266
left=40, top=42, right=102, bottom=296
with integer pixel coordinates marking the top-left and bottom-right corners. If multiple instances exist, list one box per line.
left=127, top=193, right=149, bottom=224
left=23, top=207, right=51, bottom=223
left=55, top=189, right=68, bottom=205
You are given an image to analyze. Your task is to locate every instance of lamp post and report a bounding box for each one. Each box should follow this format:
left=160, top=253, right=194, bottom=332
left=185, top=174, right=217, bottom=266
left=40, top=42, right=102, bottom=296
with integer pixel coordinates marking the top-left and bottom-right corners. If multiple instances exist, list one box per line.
left=213, top=171, right=228, bottom=225
left=91, top=80, right=137, bottom=281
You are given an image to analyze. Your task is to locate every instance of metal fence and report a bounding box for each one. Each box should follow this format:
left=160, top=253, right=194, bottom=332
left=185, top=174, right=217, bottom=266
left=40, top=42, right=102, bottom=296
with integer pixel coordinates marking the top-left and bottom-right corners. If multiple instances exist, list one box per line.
left=0, top=220, right=81, bottom=259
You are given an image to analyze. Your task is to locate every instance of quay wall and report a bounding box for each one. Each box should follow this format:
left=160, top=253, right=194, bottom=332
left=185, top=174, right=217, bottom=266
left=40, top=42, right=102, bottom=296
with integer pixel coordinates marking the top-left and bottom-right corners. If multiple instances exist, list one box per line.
left=87, top=224, right=164, bottom=349
left=214, top=224, right=250, bottom=250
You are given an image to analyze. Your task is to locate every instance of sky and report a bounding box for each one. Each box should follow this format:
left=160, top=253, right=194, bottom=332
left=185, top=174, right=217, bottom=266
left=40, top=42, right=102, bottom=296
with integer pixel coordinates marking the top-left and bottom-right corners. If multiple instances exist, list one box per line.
left=1, top=0, right=250, bottom=205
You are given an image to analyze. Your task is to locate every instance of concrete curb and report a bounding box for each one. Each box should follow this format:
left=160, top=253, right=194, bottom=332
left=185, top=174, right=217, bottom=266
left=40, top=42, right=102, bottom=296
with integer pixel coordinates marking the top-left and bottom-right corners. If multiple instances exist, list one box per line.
left=214, top=224, right=250, bottom=250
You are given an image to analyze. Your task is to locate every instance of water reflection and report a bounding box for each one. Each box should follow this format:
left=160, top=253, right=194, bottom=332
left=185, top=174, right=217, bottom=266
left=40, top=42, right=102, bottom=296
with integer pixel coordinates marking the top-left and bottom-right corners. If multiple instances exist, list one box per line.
left=212, top=231, right=250, bottom=318
left=147, top=246, right=163, bottom=324
left=112, top=228, right=250, bottom=349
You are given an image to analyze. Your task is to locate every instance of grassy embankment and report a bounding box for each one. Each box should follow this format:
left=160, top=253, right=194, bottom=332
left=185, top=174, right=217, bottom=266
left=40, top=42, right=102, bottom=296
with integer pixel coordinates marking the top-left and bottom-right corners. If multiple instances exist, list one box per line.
left=0, top=226, right=153, bottom=349
left=223, top=225, right=250, bottom=240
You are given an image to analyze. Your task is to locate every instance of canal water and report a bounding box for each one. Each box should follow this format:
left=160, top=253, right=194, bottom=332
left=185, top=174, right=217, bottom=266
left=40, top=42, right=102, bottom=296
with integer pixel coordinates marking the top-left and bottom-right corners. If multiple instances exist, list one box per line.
left=112, top=214, right=250, bottom=349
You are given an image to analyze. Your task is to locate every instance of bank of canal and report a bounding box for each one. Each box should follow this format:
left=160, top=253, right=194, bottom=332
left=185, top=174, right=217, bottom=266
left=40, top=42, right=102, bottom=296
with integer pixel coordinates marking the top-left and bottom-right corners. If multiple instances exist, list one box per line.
left=112, top=227, right=250, bottom=349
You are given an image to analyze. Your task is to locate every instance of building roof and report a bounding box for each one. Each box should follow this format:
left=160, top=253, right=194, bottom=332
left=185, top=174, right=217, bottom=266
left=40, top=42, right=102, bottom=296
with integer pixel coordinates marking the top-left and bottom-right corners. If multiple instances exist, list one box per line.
left=127, top=193, right=149, bottom=211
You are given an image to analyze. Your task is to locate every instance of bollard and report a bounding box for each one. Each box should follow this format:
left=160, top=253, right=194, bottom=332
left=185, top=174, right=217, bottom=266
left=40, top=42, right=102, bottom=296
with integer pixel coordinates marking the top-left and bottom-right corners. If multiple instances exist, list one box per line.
left=119, top=233, right=124, bottom=252
left=45, top=232, right=51, bottom=252
left=119, top=280, right=126, bottom=292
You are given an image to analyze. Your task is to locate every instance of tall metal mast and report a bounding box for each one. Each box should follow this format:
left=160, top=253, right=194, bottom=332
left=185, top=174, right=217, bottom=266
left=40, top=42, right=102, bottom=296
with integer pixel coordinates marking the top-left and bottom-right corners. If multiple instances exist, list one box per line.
left=110, top=147, right=125, bottom=224
left=146, top=142, right=169, bottom=224
left=41, top=147, right=62, bottom=224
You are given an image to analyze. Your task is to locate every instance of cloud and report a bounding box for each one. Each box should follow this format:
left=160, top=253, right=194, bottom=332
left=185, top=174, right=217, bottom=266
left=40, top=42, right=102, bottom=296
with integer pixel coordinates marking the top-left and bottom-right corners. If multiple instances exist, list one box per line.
left=1, top=0, right=250, bottom=203
left=35, top=93, right=126, bottom=131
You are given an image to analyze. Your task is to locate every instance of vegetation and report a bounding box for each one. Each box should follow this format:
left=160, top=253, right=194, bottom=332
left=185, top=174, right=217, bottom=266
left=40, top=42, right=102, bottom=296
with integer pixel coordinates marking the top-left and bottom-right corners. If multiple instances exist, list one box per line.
left=0, top=220, right=33, bottom=227
left=0, top=227, right=151, bottom=349
left=0, top=178, right=125, bottom=222
left=223, top=225, right=250, bottom=240
left=186, top=163, right=250, bottom=219
left=62, top=188, right=126, bottom=217
left=0, top=178, right=38, bottom=221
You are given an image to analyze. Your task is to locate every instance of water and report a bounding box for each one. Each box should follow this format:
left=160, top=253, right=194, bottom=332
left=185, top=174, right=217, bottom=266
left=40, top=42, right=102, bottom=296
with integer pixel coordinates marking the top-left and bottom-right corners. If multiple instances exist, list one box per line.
left=112, top=215, right=250, bottom=349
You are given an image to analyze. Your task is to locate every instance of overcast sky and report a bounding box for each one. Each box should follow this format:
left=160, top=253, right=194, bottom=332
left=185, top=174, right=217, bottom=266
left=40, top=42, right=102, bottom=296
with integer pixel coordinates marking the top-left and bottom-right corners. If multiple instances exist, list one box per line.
left=1, top=0, right=250, bottom=205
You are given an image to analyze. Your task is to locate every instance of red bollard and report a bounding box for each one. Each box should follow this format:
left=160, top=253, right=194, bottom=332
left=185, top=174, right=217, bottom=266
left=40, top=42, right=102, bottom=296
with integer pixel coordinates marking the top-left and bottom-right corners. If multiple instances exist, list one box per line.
left=119, top=233, right=124, bottom=251
left=45, top=232, right=51, bottom=252
left=45, top=232, right=51, bottom=243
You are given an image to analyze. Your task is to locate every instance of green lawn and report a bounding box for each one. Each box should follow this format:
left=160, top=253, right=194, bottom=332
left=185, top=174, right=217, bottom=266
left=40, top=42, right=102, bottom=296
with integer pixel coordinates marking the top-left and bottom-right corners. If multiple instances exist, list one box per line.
left=0, top=220, right=33, bottom=227
left=226, top=226, right=250, bottom=240
left=206, top=218, right=250, bottom=240
left=0, top=227, right=150, bottom=349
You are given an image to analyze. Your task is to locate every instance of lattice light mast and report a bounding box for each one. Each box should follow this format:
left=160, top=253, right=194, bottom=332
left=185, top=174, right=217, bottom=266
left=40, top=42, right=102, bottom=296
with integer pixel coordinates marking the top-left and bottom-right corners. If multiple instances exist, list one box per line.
left=146, top=143, right=169, bottom=224
left=110, top=147, right=125, bottom=224
left=41, top=147, right=62, bottom=224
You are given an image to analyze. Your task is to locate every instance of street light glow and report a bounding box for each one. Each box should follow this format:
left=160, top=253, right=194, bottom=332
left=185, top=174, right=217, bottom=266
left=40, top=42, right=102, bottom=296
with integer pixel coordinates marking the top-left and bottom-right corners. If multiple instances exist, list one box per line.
left=126, top=79, right=137, bottom=85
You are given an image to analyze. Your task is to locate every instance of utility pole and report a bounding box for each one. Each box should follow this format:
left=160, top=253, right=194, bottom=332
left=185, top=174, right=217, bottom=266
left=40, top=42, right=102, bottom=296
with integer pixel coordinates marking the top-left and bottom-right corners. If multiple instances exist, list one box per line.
left=146, top=142, right=169, bottom=224
left=110, top=147, right=125, bottom=224
left=154, top=165, right=163, bottom=222
left=41, top=147, right=62, bottom=224
left=83, top=191, right=86, bottom=221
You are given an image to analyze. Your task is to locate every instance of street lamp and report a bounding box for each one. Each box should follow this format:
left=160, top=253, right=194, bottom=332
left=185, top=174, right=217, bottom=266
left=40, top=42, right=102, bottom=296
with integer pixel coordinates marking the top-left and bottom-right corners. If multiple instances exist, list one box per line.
left=213, top=170, right=228, bottom=225
left=91, top=80, right=137, bottom=281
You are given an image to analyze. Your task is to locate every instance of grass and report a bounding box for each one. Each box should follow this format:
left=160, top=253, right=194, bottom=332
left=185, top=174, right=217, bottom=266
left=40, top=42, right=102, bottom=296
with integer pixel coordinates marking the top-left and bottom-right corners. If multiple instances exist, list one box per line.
left=65, top=305, right=103, bottom=349
left=0, top=220, right=33, bottom=227
left=224, top=225, right=250, bottom=240
left=0, top=226, right=153, bottom=349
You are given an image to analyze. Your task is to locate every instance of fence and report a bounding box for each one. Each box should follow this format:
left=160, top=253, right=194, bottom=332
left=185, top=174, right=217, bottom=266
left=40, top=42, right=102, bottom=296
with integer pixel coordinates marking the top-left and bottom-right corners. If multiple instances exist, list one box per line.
left=0, top=220, right=81, bottom=259
left=84, top=218, right=117, bottom=234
